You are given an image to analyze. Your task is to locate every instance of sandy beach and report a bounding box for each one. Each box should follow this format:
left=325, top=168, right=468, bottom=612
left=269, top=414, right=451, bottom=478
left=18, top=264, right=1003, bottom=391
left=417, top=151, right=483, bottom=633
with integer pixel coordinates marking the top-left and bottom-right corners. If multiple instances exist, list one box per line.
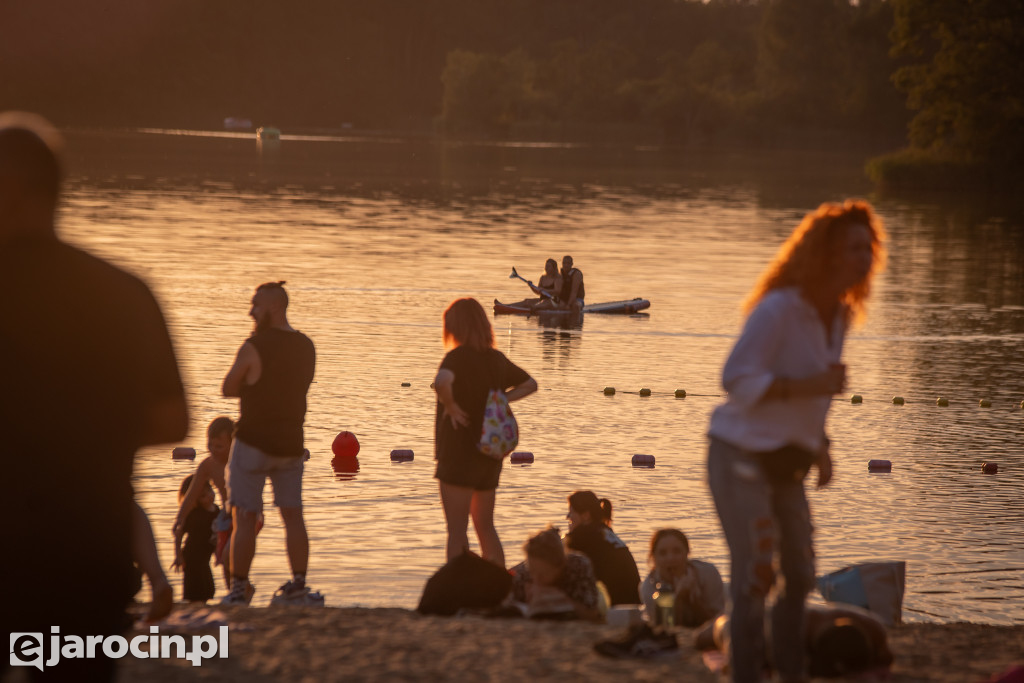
left=101, top=604, right=1023, bottom=682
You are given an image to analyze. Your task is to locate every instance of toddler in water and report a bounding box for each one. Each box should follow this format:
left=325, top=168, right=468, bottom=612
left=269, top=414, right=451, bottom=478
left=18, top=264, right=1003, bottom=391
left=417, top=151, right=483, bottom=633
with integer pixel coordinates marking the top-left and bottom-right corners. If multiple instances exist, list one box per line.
left=640, top=528, right=725, bottom=628
left=172, top=474, right=219, bottom=603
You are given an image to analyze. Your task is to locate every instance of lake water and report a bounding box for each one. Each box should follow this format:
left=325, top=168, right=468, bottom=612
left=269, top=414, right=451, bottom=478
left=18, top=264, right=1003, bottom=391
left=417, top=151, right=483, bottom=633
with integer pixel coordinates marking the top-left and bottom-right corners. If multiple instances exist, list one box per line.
left=60, top=130, right=1023, bottom=624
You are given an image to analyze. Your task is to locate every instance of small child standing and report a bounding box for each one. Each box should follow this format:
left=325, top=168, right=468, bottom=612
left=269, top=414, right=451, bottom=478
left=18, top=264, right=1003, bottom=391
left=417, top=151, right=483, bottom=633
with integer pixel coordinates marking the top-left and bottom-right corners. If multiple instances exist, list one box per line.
left=172, top=474, right=219, bottom=603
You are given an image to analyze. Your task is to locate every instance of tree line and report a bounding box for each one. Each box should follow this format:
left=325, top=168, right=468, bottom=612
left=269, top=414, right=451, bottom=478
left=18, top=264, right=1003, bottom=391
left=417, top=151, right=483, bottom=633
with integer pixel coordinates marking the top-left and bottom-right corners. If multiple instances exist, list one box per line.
left=2, top=0, right=1020, bottom=182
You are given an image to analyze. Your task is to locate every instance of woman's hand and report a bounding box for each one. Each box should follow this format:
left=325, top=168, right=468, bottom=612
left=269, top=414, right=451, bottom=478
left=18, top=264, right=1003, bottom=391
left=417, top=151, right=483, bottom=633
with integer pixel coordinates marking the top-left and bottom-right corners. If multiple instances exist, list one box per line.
left=442, top=401, right=469, bottom=429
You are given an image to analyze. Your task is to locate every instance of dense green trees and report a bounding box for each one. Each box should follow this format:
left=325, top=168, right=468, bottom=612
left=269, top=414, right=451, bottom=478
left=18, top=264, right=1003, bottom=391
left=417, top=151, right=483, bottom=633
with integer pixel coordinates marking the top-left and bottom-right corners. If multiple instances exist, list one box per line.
left=867, top=0, right=1024, bottom=188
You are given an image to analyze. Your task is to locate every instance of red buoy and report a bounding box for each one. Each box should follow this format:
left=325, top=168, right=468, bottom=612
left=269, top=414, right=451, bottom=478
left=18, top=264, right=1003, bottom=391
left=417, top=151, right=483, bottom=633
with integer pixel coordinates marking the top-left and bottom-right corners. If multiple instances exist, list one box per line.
left=332, top=431, right=360, bottom=459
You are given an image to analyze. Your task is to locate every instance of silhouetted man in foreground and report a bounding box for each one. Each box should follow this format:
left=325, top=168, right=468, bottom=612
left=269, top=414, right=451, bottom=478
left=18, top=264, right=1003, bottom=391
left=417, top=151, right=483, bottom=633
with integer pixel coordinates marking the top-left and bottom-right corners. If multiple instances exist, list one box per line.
left=0, top=112, right=188, bottom=680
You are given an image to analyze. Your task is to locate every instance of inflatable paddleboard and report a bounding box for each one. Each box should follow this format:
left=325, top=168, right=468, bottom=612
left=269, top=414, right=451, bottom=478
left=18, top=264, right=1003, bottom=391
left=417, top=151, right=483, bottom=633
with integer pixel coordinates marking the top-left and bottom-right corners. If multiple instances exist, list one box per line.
left=493, top=298, right=650, bottom=315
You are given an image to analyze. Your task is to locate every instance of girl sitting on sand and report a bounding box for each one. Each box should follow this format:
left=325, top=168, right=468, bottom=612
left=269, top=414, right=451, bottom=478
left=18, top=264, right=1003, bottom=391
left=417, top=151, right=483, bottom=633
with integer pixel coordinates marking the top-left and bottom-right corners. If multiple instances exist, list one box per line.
left=508, top=527, right=600, bottom=620
left=564, top=491, right=641, bottom=605
left=640, top=528, right=725, bottom=628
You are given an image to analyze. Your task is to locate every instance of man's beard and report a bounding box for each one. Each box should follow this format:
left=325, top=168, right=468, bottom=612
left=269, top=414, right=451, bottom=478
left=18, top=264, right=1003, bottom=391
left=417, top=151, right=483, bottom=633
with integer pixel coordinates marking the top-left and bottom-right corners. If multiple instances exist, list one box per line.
left=254, top=312, right=272, bottom=333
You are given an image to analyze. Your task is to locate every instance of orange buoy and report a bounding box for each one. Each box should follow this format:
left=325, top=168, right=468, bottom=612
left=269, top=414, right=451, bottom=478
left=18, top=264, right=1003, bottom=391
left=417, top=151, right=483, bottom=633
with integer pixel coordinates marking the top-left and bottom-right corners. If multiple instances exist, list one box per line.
left=332, top=431, right=360, bottom=459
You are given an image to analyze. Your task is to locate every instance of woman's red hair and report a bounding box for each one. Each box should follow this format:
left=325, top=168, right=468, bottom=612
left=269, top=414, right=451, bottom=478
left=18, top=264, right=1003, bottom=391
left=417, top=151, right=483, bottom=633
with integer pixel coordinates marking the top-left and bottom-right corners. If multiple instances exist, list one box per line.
left=443, top=298, right=495, bottom=351
left=744, top=199, right=886, bottom=326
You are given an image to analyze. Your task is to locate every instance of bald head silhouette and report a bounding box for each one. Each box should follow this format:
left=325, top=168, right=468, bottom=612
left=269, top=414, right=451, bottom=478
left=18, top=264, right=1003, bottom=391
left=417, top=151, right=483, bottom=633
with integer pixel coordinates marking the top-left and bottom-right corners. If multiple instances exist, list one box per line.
left=0, top=111, right=64, bottom=243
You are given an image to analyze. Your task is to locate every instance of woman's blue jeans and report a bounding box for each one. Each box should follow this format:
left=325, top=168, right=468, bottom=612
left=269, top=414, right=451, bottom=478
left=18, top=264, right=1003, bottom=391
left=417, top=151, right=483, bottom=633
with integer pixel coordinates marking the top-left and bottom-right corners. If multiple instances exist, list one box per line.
left=708, top=437, right=816, bottom=683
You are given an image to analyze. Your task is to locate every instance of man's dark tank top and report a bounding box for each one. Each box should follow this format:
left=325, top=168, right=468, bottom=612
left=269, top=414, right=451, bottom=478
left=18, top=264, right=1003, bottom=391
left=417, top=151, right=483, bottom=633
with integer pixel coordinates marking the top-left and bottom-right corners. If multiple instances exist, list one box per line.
left=235, top=328, right=315, bottom=457
left=560, top=267, right=585, bottom=302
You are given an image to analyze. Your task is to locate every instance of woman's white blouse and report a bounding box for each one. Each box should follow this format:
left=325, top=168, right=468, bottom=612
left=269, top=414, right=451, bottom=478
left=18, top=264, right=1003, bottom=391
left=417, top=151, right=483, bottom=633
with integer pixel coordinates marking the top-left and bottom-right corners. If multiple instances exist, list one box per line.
left=708, top=287, right=847, bottom=454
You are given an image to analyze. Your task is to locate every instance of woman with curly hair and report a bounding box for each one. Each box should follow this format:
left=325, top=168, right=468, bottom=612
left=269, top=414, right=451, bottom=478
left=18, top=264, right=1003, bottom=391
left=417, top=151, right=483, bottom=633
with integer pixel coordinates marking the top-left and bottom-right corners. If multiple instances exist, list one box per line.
left=707, top=200, right=885, bottom=683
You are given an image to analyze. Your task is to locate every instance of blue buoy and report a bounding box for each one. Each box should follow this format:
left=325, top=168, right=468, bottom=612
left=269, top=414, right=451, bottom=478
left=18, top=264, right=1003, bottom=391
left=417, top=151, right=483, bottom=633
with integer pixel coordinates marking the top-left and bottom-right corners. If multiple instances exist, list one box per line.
left=172, top=447, right=196, bottom=460
left=868, top=459, right=892, bottom=472
left=631, top=453, right=656, bottom=468
left=390, top=449, right=414, bottom=462
left=510, top=451, right=534, bottom=464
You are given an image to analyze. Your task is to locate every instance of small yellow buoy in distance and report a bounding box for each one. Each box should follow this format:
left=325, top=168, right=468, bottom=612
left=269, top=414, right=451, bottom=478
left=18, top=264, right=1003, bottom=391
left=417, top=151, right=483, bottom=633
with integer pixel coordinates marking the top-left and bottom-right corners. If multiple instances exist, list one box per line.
left=850, top=394, right=863, bottom=404
left=892, top=396, right=905, bottom=405
left=604, top=387, right=615, bottom=396
left=936, top=397, right=949, bottom=407
left=639, top=388, right=652, bottom=397
left=979, top=399, right=992, bottom=407
left=675, top=389, right=687, bottom=398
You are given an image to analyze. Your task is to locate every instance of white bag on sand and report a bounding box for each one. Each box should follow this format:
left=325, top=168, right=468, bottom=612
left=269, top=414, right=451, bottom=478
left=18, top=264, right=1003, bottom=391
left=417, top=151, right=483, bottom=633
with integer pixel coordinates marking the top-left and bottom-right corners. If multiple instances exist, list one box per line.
left=817, top=561, right=906, bottom=626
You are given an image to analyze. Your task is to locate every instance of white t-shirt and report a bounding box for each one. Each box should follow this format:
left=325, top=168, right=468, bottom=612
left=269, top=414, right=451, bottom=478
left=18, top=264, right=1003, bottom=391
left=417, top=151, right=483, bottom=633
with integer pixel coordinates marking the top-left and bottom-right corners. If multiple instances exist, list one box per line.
left=708, top=287, right=847, bottom=454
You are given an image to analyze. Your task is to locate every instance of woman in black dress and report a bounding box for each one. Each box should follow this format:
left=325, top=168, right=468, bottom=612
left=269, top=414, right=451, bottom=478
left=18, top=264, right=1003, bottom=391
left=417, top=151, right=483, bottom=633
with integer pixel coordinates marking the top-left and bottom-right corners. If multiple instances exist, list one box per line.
left=434, top=298, right=537, bottom=567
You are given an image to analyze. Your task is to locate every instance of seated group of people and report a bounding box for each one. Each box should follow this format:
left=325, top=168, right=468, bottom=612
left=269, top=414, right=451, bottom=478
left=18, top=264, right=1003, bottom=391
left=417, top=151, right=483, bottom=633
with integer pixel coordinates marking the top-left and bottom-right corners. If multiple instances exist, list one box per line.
left=501, top=490, right=892, bottom=679
left=507, top=490, right=725, bottom=627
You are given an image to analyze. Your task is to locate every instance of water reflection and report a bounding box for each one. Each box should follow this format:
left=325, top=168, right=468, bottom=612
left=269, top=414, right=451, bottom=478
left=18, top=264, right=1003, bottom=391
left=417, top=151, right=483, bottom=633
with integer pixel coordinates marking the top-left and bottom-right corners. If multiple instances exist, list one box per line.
left=331, top=455, right=360, bottom=481
left=59, top=130, right=1024, bottom=624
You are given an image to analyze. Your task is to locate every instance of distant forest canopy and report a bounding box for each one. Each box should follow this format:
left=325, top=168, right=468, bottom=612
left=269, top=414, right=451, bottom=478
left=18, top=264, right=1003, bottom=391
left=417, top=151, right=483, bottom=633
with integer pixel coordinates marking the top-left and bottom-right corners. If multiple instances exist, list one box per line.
left=1, top=0, right=1020, bottom=164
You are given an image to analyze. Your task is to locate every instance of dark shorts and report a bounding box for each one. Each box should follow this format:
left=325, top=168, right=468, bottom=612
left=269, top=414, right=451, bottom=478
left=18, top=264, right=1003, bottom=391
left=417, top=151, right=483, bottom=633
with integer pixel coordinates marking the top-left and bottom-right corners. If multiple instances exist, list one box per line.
left=435, top=447, right=502, bottom=491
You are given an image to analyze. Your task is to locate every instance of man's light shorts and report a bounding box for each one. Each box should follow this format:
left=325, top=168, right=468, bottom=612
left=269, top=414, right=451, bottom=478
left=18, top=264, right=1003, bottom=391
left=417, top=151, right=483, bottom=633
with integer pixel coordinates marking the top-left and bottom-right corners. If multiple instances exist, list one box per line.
left=227, top=438, right=303, bottom=513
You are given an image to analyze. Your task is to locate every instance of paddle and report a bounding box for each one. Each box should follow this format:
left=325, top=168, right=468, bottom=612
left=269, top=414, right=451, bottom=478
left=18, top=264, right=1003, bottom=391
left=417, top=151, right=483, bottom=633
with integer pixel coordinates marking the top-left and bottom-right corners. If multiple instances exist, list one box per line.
left=509, top=267, right=556, bottom=300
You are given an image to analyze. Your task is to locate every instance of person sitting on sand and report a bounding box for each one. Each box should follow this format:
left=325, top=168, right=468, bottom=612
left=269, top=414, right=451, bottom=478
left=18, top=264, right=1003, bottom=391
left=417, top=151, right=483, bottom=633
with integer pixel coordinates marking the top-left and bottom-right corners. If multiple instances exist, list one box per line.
left=508, top=527, right=601, bottom=620
left=172, top=474, right=219, bottom=603
left=696, top=602, right=894, bottom=679
left=640, top=528, right=725, bottom=628
left=172, top=416, right=235, bottom=587
left=564, top=491, right=641, bottom=606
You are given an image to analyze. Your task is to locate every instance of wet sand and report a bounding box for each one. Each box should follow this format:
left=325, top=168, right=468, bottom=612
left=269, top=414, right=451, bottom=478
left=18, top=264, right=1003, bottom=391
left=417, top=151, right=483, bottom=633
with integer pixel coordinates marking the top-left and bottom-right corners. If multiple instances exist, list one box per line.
left=115, top=605, right=1023, bottom=682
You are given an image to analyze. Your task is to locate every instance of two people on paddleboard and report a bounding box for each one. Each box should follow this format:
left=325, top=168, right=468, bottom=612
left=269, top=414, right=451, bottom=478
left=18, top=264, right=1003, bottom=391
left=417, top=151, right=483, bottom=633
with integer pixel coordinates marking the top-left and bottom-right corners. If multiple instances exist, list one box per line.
left=516, top=254, right=585, bottom=313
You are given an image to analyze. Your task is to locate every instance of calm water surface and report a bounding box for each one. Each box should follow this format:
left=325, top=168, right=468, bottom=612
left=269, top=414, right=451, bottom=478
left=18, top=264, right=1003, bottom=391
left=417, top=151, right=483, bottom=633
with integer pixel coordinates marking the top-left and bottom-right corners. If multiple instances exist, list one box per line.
left=60, top=131, right=1023, bottom=624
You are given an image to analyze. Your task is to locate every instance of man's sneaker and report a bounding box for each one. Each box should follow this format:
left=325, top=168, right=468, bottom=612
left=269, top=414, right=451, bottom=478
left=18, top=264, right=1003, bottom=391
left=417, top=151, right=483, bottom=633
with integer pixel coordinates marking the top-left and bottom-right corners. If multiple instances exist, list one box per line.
left=270, top=580, right=325, bottom=607
left=593, top=623, right=679, bottom=660
left=220, top=581, right=255, bottom=606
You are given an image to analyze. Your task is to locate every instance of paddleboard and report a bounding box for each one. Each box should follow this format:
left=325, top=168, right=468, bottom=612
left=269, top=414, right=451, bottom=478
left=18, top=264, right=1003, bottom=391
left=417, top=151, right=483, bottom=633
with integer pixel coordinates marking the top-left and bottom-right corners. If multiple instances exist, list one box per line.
left=493, top=298, right=650, bottom=315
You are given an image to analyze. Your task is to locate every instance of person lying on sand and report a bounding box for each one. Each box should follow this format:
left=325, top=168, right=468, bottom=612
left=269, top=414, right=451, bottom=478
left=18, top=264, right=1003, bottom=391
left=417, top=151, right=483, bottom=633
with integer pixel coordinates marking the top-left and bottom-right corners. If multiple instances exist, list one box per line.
left=695, top=601, right=894, bottom=680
